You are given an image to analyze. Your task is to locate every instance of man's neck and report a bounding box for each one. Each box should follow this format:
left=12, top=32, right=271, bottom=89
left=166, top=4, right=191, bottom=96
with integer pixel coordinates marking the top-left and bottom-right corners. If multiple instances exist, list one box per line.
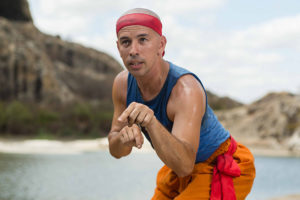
left=135, top=60, right=169, bottom=101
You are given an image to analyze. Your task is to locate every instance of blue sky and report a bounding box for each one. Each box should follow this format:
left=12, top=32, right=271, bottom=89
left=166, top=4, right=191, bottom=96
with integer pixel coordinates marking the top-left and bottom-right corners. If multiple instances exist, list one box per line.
left=28, top=0, right=300, bottom=103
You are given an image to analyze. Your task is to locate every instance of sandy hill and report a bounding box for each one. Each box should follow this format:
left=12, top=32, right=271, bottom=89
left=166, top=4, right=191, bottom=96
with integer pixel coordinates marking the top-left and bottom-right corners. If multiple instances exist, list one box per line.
left=216, top=92, right=300, bottom=155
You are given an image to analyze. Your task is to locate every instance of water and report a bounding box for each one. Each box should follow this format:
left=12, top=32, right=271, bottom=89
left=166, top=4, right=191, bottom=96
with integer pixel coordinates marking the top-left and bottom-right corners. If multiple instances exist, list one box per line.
left=0, top=151, right=162, bottom=200
left=0, top=152, right=299, bottom=200
left=247, top=156, right=300, bottom=200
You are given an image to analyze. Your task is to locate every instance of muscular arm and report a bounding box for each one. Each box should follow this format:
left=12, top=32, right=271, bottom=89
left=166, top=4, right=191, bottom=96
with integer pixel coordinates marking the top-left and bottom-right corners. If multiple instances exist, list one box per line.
left=108, top=71, right=144, bottom=158
left=118, top=75, right=206, bottom=177
left=147, top=75, right=205, bottom=177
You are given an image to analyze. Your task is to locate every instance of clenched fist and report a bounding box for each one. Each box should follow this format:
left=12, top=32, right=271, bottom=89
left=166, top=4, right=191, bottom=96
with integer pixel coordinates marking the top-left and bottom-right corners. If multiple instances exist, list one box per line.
left=119, top=124, right=144, bottom=149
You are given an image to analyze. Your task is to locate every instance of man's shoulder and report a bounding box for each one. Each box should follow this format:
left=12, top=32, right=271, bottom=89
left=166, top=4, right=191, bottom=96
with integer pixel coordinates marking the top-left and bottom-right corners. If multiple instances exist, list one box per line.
left=113, top=70, right=128, bottom=90
left=171, top=74, right=206, bottom=104
left=114, top=70, right=128, bottom=83
left=167, top=73, right=206, bottom=121
left=176, top=74, right=203, bottom=92
left=112, top=70, right=128, bottom=103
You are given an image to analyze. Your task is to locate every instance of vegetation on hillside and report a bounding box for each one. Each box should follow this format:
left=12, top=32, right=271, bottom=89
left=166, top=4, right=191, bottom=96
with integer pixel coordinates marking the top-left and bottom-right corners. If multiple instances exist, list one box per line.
left=0, top=101, right=113, bottom=139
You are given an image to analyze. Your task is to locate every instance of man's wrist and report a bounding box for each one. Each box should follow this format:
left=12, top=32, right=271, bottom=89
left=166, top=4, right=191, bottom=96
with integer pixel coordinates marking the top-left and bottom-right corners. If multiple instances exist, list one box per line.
left=145, top=115, right=157, bottom=130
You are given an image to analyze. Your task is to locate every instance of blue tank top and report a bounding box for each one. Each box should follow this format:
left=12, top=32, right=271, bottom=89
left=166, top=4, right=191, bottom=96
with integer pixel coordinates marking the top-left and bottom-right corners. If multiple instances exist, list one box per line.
left=126, top=62, right=230, bottom=162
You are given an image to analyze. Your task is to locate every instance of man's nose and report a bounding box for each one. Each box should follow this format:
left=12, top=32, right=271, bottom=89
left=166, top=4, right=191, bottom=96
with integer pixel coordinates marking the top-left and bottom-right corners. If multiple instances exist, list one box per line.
left=129, top=41, right=139, bottom=56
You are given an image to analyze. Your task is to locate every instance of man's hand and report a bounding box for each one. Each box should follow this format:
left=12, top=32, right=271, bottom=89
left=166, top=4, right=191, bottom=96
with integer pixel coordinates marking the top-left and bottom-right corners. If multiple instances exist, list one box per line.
left=119, top=124, right=144, bottom=149
left=118, top=102, right=155, bottom=127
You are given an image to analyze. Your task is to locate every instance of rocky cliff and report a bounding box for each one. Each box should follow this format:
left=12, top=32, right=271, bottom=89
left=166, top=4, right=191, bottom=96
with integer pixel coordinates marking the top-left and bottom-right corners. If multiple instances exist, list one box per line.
left=0, top=0, right=122, bottom=104
left=206, top=90, right=243, bottom=110
left=0, top=0, right=32, bottom=22
left=216, top=92, right=300, bottom=155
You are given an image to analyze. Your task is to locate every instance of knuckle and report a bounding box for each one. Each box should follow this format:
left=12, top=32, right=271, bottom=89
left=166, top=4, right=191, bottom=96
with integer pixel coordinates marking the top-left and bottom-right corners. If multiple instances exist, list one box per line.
left=150, top=109, right=154, bottom=115
left=135, top=118, right=141, bottom=124
left=129, top=111, right=135, bottom=118
left=134, top=127, right=140, bottom=135
left=144, top=119, right=149, bottom=125
left=132, top=123, right=138, bottom=128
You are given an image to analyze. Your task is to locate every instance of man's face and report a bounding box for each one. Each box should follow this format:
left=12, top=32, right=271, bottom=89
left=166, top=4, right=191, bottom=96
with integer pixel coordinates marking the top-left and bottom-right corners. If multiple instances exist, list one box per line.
left=117, top=25, right=163, bottom=77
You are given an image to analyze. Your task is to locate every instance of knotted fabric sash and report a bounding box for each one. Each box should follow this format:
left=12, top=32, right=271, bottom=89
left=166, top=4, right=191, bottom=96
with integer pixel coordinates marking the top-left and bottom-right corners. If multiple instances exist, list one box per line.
left=210, top=136, right=241, bottom=200
left=116, top=13, right=162, bottom=36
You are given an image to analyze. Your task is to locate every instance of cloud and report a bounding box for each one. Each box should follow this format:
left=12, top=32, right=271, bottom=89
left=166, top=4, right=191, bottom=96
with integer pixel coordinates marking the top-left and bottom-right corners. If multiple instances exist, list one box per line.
left=28, top=0, right=300, bottom=103
left=228, top=14, right=300, bottom=49
left=152, top=0, right=226, bottom=14
left=162, top=14, right=300, bottom=102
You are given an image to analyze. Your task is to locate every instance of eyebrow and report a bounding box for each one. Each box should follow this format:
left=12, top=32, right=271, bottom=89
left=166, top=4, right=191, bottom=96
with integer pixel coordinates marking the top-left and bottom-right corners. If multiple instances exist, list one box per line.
left=137, top=33, right=148, bottom=38
left=119, top=33, right=149, bottom=41
left=119, top=36, right=130, bottom=41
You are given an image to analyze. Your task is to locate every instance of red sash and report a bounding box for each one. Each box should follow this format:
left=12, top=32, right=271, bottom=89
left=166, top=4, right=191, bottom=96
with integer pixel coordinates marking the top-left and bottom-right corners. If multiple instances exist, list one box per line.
left=210, top=136, right=241, bottom=200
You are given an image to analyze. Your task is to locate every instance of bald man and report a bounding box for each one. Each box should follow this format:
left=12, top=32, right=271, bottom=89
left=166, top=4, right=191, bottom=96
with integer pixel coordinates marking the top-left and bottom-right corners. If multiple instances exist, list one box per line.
left=108, top=8, right=256, bottom=200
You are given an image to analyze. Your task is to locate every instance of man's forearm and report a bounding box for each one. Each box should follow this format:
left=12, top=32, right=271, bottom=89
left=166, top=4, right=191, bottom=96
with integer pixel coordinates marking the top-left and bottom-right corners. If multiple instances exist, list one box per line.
left=146, top=119, right=196, bottom=177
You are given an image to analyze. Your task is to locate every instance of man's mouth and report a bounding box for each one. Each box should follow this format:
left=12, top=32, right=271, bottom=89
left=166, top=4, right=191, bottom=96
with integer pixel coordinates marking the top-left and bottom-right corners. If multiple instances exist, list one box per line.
left=129, top=61, right=143, bottom=69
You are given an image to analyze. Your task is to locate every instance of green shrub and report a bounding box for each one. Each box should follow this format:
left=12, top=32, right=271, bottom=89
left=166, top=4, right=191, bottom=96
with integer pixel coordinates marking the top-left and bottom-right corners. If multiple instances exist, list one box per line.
left=0, top=100, right=113, bottom=139
left=4, top=101, right=34, bottom=134
left=0, top=102, right=7, bottom=128
left=71, top=103, right=92, bottom=121
left=35, top=128, right=55, bottom=140
left=37, top=109, right=59, bottom=125
left=5, top=101, right=33, bottom=123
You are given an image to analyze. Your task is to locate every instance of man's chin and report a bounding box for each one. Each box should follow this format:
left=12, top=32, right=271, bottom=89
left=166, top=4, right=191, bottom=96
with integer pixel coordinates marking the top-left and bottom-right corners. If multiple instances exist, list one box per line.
left=129, top=69, right=146, bottom=77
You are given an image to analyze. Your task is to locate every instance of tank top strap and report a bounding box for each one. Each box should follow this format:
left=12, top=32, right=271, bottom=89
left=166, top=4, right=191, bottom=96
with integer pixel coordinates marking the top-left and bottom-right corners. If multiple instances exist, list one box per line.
left=166, top=62, right=208, bottom=114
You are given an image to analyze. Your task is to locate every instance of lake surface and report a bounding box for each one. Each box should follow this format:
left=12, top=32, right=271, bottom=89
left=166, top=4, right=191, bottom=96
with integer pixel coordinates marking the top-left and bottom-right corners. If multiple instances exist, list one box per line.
left=0, top=151, right=299, bottom=200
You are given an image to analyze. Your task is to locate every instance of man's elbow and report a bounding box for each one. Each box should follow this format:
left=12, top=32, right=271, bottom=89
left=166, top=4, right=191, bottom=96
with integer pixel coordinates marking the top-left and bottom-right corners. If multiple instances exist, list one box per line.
left=176, top=163, right=194, bottom=177
left=176, top=149, right=197, bottom=177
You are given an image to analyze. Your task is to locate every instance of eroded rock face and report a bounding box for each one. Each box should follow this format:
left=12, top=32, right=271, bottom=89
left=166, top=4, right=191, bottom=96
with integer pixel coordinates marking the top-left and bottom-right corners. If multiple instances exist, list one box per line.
left=216, top=92, right=300, bottom=153
left=0, top=0, right=33, bottom=22
left=0, top=13, right=122, bottom=104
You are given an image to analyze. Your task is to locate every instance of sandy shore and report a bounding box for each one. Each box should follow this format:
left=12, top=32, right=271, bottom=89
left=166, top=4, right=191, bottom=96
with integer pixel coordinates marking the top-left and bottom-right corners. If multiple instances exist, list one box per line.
left=1, top=137, right=300, bottom=157
left=269, top=194, right=300, bottom=200
left=0, top=137, right=155, bottom=154
left=248, top=146, right=300, bottom=157
left=236, top=137, right=300, bottom=158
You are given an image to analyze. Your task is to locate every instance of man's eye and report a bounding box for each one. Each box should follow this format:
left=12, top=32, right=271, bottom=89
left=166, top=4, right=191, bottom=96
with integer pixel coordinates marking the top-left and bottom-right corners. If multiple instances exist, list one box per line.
left=140, top=38, right=146, bottom=42
left=122, top=40, right=130, bottom=46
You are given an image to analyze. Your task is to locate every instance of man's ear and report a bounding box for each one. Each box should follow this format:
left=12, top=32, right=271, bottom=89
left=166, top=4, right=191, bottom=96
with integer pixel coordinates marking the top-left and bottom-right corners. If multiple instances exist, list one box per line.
left=116, top=40, right=122, bottom=56
left=116, top=40, right=120, bottom=51
left=158, top=35, right=167, bottom=57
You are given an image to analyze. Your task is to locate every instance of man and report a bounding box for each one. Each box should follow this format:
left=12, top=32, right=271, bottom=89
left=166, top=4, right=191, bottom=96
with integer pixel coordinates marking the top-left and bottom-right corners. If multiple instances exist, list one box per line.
left=108, top=8, right=255, bottom=200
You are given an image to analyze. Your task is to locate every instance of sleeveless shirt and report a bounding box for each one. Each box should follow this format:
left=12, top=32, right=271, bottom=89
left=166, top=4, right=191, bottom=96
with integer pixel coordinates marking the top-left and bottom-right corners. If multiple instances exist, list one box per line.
left=126, top=62, right=230, bottom=163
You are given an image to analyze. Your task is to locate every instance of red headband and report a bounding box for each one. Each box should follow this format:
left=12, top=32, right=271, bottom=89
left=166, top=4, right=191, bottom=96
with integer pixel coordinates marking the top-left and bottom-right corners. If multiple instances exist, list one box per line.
left=116, top=13, right=162, bottom=35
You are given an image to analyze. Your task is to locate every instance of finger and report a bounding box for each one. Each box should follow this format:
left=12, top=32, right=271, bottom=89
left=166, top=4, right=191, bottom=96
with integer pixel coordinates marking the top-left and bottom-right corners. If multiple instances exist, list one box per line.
left=128, top=108, right=140, bottom=126
left=127, top=127, right=135, bottom=142
left=141, top=111, right=154, bottom=127
left=132, top=125, right=143, bottom=148
left=118, top=103, right=135, bottom=123
left=120, top=127, right=130, bottom=144
left=136, top=111, right=147, bottom=125
left=141, top=131, right=144, bottom=145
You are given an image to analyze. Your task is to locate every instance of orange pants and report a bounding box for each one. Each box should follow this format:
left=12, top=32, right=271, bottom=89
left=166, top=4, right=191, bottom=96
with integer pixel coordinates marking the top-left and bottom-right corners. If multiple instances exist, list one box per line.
left=151, top=138, right=256, bottom=200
